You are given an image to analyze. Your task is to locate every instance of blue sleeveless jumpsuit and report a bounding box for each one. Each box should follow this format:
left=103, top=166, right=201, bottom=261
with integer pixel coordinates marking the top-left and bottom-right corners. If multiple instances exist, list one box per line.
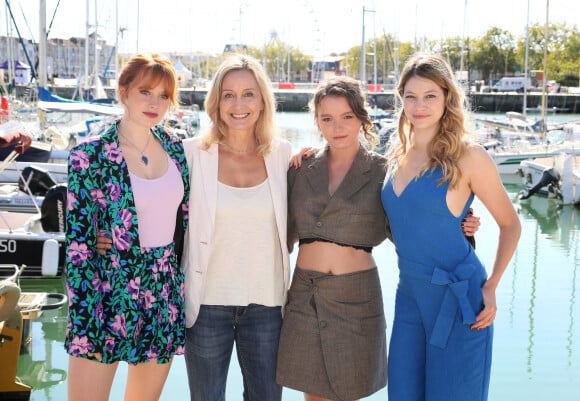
left=381, top=167, right=492, bottom=401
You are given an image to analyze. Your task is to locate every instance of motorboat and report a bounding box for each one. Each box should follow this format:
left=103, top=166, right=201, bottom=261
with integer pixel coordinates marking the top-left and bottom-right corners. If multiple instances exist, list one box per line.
left=0, top=158, right=66, bottom=277
left=164, top=106, right=201, bottom=138
left=0, top=206, right=66, bottom=277
left=0, top=184, right=45, bottom=213
left=517, top=154, right=580, bottom=205
left=487, top=145, right=579, bottom=184
left=480, top=122, right=580, bottom=184
left=475, top=111, right=545, bottom=133
left=0, top=161, right=67, bottom=185
left=0, top=163, right=65, bottom=213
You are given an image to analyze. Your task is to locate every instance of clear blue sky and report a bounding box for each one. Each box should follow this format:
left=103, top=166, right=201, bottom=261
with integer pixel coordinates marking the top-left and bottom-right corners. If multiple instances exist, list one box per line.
left=3, top=0, right=578, bottom=56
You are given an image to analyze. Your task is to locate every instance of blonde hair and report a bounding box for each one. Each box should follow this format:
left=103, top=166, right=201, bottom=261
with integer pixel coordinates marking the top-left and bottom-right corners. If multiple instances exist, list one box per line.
left=117, top=53, right=178, bottom=107
left=386, top=53, right=471, bottom=189
left=201, top=54, right=278, bottom=156
left=310, top=76, right=378, bottom=148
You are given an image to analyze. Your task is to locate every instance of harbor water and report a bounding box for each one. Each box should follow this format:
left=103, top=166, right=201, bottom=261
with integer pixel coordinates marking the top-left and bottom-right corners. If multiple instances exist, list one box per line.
left=14, top=112, right=580, bottom=401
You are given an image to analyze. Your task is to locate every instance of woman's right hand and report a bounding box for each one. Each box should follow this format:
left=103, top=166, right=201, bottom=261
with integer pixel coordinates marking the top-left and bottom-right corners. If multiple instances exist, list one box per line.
left=289, top=147, right=317, bottom=168
left=96, top=232, right=113, bottom=255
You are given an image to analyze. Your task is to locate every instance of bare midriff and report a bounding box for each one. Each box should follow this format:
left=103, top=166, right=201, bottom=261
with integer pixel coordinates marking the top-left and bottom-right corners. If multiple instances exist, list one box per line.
left=296, top=241, right=376, bottom=275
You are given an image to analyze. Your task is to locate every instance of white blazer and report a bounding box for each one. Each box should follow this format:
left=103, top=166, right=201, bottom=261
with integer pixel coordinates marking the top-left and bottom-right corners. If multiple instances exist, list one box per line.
left=182, top=137, right=292, bottom=327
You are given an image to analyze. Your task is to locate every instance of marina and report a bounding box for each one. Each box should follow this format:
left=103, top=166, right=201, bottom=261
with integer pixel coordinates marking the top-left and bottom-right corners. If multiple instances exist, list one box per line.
left=2, top=112, right=579, bottom=401
left=26, top=85, right=580, bottom=114
left=1, top=0, right=579, bottom=398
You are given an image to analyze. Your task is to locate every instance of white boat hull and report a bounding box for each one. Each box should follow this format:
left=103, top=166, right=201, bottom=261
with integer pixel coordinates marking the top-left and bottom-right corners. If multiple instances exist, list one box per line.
left=0, top=186, right=66, bottom=278
left=519, top=155, right=580, bottom=205
left=491, top=146, right=580, bottom=185
left=0, top=161, right=67, bottom=184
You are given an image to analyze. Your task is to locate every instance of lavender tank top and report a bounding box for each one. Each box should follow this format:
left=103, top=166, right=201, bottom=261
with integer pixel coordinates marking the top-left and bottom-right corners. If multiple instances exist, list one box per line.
left=129, top=156, right=184, bottom=248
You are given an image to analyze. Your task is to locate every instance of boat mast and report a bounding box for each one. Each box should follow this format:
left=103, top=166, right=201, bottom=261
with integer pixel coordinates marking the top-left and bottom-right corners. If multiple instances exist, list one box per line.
left=38, top=0, right=47, bottom=88
left=360, top=6, right=366, bottom=85
left=523, top=0, right=530, bottom=117
left=93, top=0, right=99, bottom=91
left=84, top=0, right=89, bottom=99
left=115, top=0, right=119, bottom=81
left=460, top=0, right=467, bottom=73
left=4, top=2, right=14, bottom=88
left=540, top=0, right=549, bottom=133
left=372, top=0, right=377, bottom=88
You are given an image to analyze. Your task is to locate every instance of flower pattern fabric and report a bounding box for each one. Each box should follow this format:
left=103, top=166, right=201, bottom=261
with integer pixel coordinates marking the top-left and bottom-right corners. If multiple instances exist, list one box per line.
left=65, top=122, right=190, bottom=364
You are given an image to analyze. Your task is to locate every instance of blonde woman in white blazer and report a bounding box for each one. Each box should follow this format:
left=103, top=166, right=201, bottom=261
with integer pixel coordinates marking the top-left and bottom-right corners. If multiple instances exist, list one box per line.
left=182, top=136, right=291, bottom=327
left=181, top=55, right=292, bottom=401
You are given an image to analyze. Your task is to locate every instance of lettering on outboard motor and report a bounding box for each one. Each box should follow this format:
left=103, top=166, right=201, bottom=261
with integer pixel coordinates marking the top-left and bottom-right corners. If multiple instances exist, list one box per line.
left=41, top=183, right=67, bottom=233
left=57, top=198, right=65, bottom=233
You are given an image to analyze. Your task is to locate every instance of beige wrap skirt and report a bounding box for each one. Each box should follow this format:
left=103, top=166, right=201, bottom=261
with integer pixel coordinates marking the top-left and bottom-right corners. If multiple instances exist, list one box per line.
left=276, top=267, right=387, bottom=401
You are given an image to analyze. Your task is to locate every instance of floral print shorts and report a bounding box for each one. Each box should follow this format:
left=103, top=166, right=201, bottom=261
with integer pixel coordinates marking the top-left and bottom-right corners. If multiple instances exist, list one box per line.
left=65, top=243, right=185, bottom=364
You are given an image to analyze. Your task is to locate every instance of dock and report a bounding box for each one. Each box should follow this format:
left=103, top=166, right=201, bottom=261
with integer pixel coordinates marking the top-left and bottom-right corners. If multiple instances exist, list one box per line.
left=14, top=85, right=580, bottom=114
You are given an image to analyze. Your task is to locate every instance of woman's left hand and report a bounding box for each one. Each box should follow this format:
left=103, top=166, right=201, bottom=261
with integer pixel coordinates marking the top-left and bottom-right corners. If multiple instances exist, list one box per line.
left=471, top=282, right=497, bottom=330
left=96, top=232, right=113, bottom=255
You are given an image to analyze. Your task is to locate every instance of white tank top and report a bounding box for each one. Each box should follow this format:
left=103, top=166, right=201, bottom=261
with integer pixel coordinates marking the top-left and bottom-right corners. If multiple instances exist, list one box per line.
left=129, top=156, right=184, bottom=248
left=202, top=179, right=284, bottom=307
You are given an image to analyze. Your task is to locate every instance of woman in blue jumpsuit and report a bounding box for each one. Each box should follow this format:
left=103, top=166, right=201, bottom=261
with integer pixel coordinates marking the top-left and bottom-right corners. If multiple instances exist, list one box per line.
left=381, top=53, right=521, bottom=401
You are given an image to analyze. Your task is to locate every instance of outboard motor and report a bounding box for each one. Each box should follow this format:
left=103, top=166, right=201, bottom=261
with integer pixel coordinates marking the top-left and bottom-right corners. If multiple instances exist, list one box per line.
left=40, top=184, right=67, bottom=233
left=18, top=166, right=58, bottom=196
left=518, top=167, right=561, bottom=200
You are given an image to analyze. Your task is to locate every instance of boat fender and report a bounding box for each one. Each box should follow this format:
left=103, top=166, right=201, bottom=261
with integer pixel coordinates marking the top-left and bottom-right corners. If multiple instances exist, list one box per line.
left=0, top=96, right=8, bottom=124
left=41, top=239, right=59, bottom=277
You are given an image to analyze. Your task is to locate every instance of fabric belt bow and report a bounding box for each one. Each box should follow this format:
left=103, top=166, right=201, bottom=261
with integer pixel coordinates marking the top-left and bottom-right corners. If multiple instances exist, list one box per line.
left=429, top=262, right=477, bottom=348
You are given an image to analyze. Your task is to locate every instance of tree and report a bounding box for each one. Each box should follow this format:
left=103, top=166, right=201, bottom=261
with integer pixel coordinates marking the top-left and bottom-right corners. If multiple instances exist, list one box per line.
left=516, top=22, right=580, bottom=84
left=246, top=38, right=311, bottom=83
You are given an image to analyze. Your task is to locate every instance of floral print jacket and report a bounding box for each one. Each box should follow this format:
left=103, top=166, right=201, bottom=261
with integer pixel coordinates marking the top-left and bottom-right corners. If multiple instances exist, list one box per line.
left=65, top=123, right=190, bottom=342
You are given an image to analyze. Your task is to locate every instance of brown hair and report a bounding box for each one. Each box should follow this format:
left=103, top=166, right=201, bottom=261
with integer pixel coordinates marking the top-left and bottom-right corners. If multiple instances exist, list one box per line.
left=117, top=53, right=178, bottom=107
left=201, top=54, right=278, bottom=156
left=310, top=76, right=378, bottom=148
left=387, top=52, right=471, bottom=189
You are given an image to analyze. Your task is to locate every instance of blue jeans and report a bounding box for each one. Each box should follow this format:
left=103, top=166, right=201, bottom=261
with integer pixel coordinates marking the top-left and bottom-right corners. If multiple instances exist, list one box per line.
left=185, top=304, right=283, bottom=401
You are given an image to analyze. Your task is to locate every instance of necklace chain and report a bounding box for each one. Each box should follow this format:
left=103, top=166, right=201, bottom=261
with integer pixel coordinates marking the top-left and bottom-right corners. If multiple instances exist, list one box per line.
left=121, top=131, right=152, bottom=165
left=219, top=141, right=254, bottom=155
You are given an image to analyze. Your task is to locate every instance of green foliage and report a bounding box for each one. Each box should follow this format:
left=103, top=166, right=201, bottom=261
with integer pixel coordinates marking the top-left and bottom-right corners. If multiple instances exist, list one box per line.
left=199, top=22, right=578, bottom=88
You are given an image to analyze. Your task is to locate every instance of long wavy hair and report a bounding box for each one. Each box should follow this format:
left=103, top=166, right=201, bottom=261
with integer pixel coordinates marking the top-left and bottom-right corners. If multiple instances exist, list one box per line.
left=117, top=53, right=178, bottom=108
left=310, top=76, right=378, bottom=148
left=201, top=54, right=278, bottom=156
left=386, top=53, right=471, bottom=189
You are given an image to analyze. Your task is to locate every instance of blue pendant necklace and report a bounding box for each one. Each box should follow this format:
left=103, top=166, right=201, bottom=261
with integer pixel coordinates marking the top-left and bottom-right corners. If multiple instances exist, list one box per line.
left=121, top=130, right=152, bottom=165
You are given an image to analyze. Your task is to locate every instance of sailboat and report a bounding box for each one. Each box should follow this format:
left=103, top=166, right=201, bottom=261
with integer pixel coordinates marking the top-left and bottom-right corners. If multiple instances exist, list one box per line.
left=482, top=0, right=579, bottom=185
left=37, top=86, right=122, bottom=116
left=515, top=0, right=580, bottom=205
